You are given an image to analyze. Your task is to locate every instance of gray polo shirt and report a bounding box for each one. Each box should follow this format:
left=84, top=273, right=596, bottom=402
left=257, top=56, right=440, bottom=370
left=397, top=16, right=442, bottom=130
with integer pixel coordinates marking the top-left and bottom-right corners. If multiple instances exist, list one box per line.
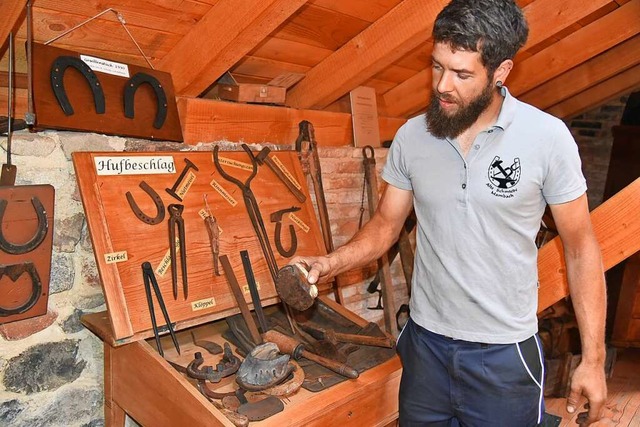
left=382, top=88, right=586, bottom=344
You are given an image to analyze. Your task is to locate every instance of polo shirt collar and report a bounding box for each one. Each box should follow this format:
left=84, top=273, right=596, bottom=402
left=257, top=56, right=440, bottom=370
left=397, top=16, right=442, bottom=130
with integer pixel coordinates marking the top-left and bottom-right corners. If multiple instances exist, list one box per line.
left=493, top=86, right=517, bottom=131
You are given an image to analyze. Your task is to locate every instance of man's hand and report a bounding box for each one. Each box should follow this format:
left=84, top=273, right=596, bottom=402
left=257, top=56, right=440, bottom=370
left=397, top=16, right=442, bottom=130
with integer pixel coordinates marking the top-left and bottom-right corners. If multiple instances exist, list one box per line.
left=566, top=361, right=607, bottom=426
left=289, top=255, right=334, bottom=285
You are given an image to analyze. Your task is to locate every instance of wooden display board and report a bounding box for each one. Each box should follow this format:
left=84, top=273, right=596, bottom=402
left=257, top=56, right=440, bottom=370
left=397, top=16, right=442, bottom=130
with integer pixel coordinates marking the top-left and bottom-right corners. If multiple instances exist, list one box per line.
left=73, top=150, right=326, bottom=342
left=33, top=43, right=183, bottom=141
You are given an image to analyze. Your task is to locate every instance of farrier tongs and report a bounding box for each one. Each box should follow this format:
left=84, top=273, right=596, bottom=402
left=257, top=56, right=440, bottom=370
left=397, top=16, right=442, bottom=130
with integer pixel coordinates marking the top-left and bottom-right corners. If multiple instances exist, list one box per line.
left=142, top=261, right=180, bottom=357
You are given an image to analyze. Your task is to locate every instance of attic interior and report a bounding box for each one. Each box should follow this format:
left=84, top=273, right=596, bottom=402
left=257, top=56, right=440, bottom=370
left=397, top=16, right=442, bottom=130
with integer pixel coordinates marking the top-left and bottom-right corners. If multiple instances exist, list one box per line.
left=0, top=0, right=639, bottom=426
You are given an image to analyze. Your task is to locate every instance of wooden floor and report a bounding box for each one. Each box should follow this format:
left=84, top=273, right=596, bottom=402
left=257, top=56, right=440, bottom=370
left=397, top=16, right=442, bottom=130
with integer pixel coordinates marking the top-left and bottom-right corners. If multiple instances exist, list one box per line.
left=546, top=348, right=640, bottom=426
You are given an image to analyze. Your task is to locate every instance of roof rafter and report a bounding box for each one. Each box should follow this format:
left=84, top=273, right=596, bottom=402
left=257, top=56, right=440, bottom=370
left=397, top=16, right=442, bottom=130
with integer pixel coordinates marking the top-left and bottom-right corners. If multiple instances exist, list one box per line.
left=521, top=35, right=640, bottom=110
left=509, top=0, right=640, bottom=95
left=156, top=0, right=308, bottom=97
left=286, top=0, right=449, bottom=110
left=0, top=0, right=26, bottom=58
left=546, top=65, right=640, bottom=119
left=382, top=0, right=613, bottom=118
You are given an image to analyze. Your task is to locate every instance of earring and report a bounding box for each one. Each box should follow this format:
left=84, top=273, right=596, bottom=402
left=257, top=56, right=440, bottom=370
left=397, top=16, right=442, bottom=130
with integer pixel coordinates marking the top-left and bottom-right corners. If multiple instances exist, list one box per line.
left=496, top=80, right=503, bottom=88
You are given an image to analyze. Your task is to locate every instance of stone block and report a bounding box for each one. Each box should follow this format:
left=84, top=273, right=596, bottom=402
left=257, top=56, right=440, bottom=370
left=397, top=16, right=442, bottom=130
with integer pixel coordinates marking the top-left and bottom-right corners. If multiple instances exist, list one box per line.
left=3, top=339, right=86, bottom=394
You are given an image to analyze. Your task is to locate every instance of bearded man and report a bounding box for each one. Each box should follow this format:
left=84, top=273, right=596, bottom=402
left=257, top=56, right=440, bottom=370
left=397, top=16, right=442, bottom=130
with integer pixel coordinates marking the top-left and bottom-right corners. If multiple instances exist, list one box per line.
left=291, top=0, right=607, bottom=425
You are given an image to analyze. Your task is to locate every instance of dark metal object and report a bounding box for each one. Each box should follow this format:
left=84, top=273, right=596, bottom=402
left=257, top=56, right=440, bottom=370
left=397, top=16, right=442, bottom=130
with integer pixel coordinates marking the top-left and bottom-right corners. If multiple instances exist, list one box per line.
left=295, top=121, right=333, bottom=253
left=235, top=390, right=284, bottom=422
left=123, top=72, right=168, bottom=129
left=0, top=197, right=48, bottom=255
left=50, top=56, right=105, bottom=116
left=125, top=181, right=165, bottom=225
left=167, top=203, right=188, bottom=300
left=197, top=379, right=237, bottom=400
left=0, top=262, right=42, bottom=316
left=240, top=250, right=269, bottom=333
left=213, top=145, right=278, bottom=281
left=25, top=0, right=36, bottom=125
left=141, top=261, right=180, bottom=357
left=191, top=331, right=223, bottom=355
left=165, top=158, right=199, bottom=202
left=275, top=264, right=317, bottom=312
left=235, top=342, right=293, bottom=391
left=186, top=345, right=241, bottom=383
left=270, top=206, right=300, bottom=258
left=299, top=322, right=394, bottom=348
left=197, top=386, right=249, bottom=427
left=1, top=31, right=17, bottom=186
left=203, top=195, right=220, bottom=276
left=220, top=255, right=262, bottom=345
left=255, top=147, right=306, bottom=203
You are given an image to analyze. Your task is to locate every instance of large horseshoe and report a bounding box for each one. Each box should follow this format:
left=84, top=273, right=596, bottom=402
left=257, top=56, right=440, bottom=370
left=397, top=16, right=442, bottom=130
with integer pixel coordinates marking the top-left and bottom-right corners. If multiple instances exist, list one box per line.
left=0, top=262, right=42, bottom=316
left=0, top=197, right=49, bottom=255
left=123, top=72, right=168, bottom=129
left=126, top=181, right=165, bottom=225
left=50, top=56, right=106, bottom=116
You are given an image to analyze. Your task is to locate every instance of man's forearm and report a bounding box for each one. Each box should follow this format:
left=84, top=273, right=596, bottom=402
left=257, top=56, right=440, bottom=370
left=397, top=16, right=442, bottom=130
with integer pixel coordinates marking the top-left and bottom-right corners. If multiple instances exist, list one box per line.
left=565, top=235, right=607, bottom=365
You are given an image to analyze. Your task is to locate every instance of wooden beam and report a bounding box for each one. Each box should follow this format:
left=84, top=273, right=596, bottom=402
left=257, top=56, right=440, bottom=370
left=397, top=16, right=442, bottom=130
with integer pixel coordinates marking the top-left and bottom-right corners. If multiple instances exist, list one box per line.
left=157, top=0, right=308, bottom=97
left=537, top=178, right=640, bottom=313
left=286, top=0, right=449, bottom=110
left=382, top=0, right=612, bottom=118
left=0, top=0, right=26, bottom=58
left=509, top=0, right=640, bottom=96
left=521, top=35, right=640, bottom=110
left=546, top=65, right=640, bottom=119
left=177, top=97, right=405, bottom=146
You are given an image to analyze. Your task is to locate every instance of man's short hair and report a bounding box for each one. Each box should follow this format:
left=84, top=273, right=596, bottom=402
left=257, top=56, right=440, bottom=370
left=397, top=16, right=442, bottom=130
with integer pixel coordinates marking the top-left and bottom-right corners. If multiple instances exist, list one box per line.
left=433, top=0, right=529, bottom=75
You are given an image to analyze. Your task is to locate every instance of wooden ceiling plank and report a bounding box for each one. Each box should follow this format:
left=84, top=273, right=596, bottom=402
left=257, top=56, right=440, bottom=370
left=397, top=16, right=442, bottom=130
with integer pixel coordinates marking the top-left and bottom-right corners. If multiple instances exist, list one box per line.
left=307, top=0, right=402, bottom=23
left=521, top=35, right=640, bottom=110
left=522, top=0, right=612, bottom=51
left=383, top=69, right=432, bottom=118
left=249, top=37, right=333, bottom=68
left=157, top=0, right=308, bottom=97
left=509, top=0, right=640, bottom=95
left=0, top=0, right=26, bottom=58
left=546, top=65, right=640, bottom=119
left=270, top=4, right=370, bottom=51
left=232, top=56, right=310, bottom=81
left=23, top=8, right=180, bottom=60
left=286, top=0, right=449, bottom=110
left=30, top=0, right=211, bottom=36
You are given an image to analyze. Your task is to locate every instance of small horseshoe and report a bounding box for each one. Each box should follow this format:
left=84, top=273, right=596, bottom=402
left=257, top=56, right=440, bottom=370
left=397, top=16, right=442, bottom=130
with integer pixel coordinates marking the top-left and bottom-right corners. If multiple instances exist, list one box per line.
left=0, top=197, right=49, bottom=255
left=274, top=222, right=297, bottom=258
left=126, top=181, right=165, bottom=225
left=0, top=262, right=42, bottom=316
left=50, top=56, right=105, bottom=116
left=123, top=72, right=168, bottom=129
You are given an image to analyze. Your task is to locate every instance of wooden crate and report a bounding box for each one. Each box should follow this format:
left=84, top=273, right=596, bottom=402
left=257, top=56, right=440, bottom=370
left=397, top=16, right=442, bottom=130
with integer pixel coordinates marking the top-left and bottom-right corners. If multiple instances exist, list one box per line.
left=73, top=150, right=401, bottom=426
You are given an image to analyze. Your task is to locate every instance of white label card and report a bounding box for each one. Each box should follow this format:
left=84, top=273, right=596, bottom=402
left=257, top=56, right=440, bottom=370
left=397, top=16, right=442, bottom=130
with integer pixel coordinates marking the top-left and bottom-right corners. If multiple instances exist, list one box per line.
left=94, top=156, right=176, bottom=176
left=80, top=55, right=130, bottom=78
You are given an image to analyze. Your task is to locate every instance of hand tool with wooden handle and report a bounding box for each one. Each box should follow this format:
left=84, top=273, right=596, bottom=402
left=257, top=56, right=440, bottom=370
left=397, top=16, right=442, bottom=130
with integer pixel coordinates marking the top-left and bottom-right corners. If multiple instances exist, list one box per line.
left=255, top=147, right=306, bottom=203
left=298, top=323, right=394, bottom=348
left=263, top=330, right=359, bottom=379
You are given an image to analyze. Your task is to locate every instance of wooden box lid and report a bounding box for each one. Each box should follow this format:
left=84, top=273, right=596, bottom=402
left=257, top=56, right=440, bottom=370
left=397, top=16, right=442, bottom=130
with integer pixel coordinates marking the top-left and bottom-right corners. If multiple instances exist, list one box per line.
left=73, top=150, right=325, bottom=343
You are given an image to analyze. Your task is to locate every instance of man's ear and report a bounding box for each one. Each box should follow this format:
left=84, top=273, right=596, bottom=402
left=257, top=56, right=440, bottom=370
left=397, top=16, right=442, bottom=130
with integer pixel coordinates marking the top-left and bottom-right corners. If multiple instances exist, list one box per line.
left=493, top=59, right=514, bottom=86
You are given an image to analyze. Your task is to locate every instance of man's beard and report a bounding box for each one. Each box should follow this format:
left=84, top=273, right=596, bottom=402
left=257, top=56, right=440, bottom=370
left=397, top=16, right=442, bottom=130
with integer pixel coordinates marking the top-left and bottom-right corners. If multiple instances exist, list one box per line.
left=425, top=83, right=494, bottom=139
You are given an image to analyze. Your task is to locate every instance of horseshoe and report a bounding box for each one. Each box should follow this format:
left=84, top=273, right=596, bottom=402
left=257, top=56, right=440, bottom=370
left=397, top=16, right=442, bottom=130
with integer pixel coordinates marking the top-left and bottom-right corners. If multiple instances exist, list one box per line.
left=50, top=56, right=105, bottom=116
left=125, top=181, right=165, bottom=225
left=0, top=197, right=49, bottom=255
left=0, top=262, right=42, bottom=316
left=123, top=72, right=168, bottom=129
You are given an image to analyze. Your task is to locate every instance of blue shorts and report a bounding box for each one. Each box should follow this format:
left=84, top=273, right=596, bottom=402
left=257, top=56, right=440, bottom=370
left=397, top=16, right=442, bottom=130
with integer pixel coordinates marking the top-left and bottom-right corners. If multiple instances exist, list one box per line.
left=396, top=318, right=545, bottom=427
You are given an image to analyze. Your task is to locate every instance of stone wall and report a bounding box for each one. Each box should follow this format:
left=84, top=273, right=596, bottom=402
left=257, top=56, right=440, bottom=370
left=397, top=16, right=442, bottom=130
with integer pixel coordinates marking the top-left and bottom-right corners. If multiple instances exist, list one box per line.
left=0, top=91, right=629, bottom=426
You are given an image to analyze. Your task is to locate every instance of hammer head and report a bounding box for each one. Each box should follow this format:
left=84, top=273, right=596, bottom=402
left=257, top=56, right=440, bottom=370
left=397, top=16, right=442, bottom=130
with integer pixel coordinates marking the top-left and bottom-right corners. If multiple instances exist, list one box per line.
left=275, top=263, right=318, bottom=311
left=255, top=147, right=271, bottom=165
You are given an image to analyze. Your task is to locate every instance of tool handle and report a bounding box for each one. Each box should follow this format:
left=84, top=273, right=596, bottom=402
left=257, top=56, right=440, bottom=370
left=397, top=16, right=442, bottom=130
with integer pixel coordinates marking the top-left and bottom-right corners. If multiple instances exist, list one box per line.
left=263, top=330, right=359, bottom=379
left=263, top=154, right=307, bottom=203
left=332, top=331, right=394, bottom=348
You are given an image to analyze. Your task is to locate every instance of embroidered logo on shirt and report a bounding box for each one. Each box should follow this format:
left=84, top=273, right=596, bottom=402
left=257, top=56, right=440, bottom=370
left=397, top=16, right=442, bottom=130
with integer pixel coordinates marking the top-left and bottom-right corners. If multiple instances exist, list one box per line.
left=486, top=156, right=521, bottom=198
